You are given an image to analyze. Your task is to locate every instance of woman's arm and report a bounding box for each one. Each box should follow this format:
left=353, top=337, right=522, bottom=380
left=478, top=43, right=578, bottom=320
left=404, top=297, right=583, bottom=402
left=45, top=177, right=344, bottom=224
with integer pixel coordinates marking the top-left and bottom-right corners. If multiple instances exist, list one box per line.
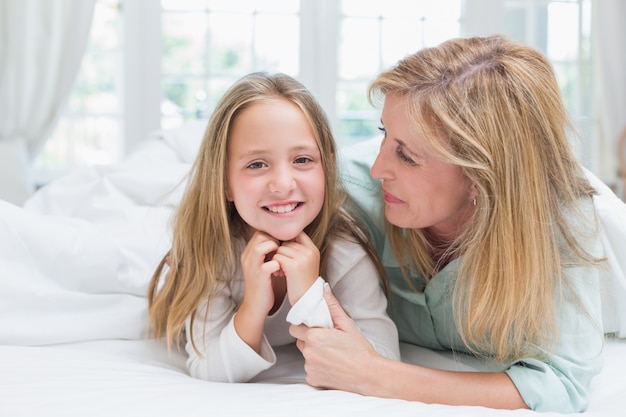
left=290, top=285, right=527, bottom=409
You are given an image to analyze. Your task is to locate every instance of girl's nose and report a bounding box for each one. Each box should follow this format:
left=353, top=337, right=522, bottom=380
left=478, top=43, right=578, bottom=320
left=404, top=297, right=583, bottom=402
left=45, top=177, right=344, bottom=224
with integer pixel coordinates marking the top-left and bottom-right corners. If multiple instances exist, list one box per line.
left=269, top=166, right=296, bottom=194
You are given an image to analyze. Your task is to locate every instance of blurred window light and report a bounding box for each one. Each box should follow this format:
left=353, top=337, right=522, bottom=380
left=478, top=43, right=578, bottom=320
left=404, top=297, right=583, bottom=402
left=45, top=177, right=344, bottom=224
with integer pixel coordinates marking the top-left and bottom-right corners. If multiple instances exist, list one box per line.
left=35, top=0, right=592, bottom=183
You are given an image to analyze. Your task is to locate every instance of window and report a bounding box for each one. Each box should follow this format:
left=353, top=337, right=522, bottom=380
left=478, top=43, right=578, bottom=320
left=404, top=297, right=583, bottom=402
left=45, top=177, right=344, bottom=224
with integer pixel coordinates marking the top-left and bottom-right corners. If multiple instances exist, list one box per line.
left=337, top=0, right=462, bottom=142
left=502, top=0, right=593, bottom=165
left=35, top=0, right=593, bottom=183
left=33, top=0, right=122, bottom=184
left=161, top=0, right=301, bottom=128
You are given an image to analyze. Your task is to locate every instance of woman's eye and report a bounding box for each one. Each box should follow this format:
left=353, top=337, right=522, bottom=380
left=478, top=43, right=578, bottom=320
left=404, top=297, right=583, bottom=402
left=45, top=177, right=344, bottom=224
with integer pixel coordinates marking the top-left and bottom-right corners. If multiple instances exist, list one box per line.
left=378, top=126, right=386, bottom=136
left=395, top=147, right=416, bottom=165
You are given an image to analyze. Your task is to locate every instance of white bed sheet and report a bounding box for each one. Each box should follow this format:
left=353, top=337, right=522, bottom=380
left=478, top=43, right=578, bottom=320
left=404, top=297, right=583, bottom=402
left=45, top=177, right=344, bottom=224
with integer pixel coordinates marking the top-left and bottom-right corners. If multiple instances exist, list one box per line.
left=1, top=123, right=624, bottom=416
left=1, top=338, right=624, bottom=417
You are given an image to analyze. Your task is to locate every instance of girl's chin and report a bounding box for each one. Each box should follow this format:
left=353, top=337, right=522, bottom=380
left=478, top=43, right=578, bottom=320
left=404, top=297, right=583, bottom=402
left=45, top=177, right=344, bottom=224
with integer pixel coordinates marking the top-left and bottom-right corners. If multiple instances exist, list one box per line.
left=264, top=229, right=302, bottom=242
left=270, top=234, right=299, bottom=242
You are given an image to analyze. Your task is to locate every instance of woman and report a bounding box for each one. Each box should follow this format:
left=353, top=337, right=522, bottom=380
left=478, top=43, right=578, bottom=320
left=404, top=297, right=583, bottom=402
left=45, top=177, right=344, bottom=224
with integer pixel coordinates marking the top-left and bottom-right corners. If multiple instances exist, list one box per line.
left=289, top=35, right=605, bottom=412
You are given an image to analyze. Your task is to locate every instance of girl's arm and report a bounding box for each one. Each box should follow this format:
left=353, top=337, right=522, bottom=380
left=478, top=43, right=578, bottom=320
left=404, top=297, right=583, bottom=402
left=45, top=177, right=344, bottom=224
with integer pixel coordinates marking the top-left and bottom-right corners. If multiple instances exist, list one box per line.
left=285, top=239, right=400, bottom=360
left=235, top=232, right=282, bottom=352
left=290, top=285, right=526, bottom=409
left=185, top=282, right=277, bottom=383
left=186, top=233, right=282, bottom=383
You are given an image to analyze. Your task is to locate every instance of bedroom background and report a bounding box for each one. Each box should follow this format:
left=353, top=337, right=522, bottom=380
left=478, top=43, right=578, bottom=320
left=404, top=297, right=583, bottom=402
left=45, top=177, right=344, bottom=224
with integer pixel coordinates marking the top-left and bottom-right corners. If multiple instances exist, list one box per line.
left=0, top=0, right=624, bottom=207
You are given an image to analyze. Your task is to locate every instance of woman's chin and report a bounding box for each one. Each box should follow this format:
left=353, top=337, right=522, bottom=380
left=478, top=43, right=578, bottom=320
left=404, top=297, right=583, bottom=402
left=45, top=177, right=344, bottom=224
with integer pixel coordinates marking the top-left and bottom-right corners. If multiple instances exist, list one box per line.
left=384, top=206, right=415, bottom=229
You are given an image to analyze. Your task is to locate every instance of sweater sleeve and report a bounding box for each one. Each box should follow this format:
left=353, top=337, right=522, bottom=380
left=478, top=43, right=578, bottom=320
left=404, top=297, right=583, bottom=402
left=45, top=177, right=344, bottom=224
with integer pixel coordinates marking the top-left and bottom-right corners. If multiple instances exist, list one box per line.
left=332, top=245, right=400, bottom=361
left=285, top=277, right=333, bottom=328
left=185, top=282, right=276, bottom=383
left=322, top=240, right=401, bottom=361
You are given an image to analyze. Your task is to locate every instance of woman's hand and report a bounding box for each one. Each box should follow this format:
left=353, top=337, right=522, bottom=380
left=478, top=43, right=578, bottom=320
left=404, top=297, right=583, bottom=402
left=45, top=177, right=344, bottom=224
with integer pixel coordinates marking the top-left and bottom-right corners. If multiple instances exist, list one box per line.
left=273, top=231, right=320, bottom=305
left=289, top=283, right=379, bottom=393
left=291, top=286, right=528, bottom=409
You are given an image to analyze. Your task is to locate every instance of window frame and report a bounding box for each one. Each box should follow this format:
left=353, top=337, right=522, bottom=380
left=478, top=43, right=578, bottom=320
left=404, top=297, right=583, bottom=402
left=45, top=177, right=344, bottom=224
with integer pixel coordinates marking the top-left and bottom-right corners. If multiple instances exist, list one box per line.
left=37, top=0, right=594, bottom=182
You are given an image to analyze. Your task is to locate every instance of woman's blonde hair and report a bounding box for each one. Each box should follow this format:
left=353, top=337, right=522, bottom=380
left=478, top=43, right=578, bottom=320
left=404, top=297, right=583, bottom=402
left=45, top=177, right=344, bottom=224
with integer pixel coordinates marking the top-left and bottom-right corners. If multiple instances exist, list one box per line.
left=148, top=72, right=385, bottom=350
left=369, top=35, right=601, bottom=361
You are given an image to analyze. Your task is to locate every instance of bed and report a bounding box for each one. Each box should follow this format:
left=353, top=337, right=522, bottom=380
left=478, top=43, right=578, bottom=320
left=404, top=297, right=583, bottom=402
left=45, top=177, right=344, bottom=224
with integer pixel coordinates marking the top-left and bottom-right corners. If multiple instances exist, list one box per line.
left=1, top=122, right=624, bottom=417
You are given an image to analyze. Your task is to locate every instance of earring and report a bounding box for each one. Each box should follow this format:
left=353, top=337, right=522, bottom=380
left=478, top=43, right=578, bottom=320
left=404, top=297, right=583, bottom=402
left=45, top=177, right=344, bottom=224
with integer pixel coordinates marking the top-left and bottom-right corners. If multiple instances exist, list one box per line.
left=473, top=197, right=477, bottom=206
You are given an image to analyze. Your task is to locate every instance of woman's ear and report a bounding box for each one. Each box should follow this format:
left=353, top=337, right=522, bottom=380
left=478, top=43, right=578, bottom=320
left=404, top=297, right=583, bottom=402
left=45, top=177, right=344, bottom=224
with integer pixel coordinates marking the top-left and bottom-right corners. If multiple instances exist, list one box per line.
left=469, top=183, right=478, bottom=204
left=225, top=185, right=233, bottom=202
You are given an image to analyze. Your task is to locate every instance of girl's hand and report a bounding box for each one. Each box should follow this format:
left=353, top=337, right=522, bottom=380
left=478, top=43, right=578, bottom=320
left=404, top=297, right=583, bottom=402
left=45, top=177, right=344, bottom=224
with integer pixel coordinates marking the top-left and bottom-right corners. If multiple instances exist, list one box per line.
left=235, top=231, right=283, bottom=353
left=272, top=231, right=320, bottom=305
left=238, top=231, right=281, bottom=318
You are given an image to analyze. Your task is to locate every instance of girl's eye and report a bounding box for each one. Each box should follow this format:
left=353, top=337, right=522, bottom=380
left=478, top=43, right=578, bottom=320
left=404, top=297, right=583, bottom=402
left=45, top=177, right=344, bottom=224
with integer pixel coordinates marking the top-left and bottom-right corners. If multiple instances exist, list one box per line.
left=247, top=161, right=266, bottom=169
left=378, top=126, right=386, bottom=136
left=395, top=146, right=416, bottom=166
left=294, top=156, right=313, bottom=164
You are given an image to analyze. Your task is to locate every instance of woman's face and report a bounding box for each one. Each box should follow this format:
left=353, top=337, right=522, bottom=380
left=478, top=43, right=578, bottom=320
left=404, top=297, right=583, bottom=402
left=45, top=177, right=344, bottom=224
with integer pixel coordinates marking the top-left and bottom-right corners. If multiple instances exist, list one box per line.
left=226, top=99, right=325, bottom=242
left=370, top=93, right=475, bottom=240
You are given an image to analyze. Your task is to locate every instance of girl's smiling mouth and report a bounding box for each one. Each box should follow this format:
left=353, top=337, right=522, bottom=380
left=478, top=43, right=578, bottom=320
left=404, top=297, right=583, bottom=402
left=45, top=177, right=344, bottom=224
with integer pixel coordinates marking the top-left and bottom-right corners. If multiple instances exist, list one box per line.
left=264, top=202, right=301, bottom=213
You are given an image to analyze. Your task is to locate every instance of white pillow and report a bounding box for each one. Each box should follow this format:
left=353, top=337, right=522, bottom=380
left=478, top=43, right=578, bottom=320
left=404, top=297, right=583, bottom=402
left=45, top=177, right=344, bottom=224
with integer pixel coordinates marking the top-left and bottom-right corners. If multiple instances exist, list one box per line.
left=153, top=120, right=207, bottom=164
left=585, top=168, right=626, bottom=337
left=0, top=200, right=148, bottom=345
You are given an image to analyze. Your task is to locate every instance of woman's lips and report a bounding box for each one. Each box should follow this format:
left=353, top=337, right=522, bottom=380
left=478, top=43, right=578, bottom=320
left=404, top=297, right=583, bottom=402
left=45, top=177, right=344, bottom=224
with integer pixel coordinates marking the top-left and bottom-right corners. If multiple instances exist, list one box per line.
left=383, top=190, right=404, bottom=204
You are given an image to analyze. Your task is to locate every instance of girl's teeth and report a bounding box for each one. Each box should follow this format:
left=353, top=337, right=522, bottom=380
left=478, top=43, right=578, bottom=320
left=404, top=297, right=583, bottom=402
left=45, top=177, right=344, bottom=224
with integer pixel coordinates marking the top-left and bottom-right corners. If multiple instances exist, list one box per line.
left=268, top=203, right=298, bottom=213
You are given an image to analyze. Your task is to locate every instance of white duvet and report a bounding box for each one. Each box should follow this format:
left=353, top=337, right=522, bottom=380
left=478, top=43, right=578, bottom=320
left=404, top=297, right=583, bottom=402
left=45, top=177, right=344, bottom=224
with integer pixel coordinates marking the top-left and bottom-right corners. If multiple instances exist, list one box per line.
left=0, top=123, right=624, bottom=416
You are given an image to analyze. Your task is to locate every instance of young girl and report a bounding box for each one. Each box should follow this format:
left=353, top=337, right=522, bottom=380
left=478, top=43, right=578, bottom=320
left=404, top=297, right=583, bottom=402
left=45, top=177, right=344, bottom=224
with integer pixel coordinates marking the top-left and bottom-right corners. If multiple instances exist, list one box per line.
left=147, top=72, right=399, bottom=383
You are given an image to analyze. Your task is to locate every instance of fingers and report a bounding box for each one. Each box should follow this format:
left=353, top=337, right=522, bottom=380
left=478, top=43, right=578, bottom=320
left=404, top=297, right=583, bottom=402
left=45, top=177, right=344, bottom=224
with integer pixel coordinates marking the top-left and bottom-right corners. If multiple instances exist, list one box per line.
left=295, top=337, right=305, bottom=352
left=289, top=323, right=344, bottom=390
left=239, top=232, right=282, bottom=315
left=322, top=283, right=355, bottom=330
left=274, top=232, right=320, bottom=304
left=275, top=232, right=318, bottom=259
left=241, top=231, right=281, bottom=273
left=289, top=323, right=307, bottom=341
left=293, top=230, right=315, bottom=247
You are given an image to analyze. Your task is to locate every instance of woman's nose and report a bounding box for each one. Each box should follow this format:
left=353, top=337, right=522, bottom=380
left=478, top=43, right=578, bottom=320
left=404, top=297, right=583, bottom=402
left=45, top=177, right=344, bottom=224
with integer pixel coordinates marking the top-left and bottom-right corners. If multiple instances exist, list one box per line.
left=370, top=141, right=392, bottom=180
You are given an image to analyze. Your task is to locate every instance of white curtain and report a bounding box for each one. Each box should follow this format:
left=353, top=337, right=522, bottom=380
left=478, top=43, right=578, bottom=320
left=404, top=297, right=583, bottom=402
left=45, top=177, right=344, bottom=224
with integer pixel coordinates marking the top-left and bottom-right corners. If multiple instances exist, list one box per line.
left=592, top=0, right=626, bottom=187
left=0, top=0, right=96, bottom=206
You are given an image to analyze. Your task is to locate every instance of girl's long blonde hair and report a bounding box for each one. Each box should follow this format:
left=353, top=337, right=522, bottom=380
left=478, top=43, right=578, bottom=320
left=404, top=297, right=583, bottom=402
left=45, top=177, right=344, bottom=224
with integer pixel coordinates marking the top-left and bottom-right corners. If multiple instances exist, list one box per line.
left=148, top=72, right=385, bottom=350
left=369, top=35, right=602, bottom=361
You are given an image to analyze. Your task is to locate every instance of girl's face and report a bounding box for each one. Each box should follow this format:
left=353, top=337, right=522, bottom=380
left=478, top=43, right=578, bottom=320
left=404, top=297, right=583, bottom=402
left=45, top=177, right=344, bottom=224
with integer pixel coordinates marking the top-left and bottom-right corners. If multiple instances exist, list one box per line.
left=370, top=93, right=475, bottom=241
left=226, top=99, right=325, bottom=242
